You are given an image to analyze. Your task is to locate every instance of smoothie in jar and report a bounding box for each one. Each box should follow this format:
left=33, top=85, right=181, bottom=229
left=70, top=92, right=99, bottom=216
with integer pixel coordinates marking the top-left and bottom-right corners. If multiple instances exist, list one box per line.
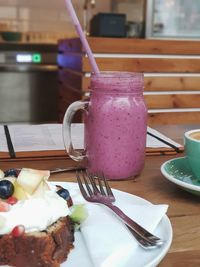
left=85, top=71, right=147, bottom=180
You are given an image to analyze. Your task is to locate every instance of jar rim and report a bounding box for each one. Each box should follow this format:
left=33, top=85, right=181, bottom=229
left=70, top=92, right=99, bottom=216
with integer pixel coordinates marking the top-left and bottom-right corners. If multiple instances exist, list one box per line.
left=91, top=71, right=143, bottom=79
left=90, top=71, right=144, bottom=93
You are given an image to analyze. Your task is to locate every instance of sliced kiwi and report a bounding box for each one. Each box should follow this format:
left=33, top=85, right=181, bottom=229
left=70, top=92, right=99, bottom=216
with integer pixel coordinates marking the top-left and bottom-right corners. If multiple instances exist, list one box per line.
left=70, top=204, right=88, bottom=223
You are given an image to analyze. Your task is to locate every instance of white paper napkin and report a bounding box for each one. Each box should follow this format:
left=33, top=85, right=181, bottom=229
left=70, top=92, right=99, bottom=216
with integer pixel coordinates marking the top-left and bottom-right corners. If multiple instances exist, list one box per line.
left=71, top=188, right=168, bottom=267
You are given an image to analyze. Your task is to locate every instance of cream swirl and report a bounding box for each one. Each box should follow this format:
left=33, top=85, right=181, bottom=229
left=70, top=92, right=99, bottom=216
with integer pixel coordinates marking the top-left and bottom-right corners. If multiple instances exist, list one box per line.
left=0, top=191, right=69, bottom=235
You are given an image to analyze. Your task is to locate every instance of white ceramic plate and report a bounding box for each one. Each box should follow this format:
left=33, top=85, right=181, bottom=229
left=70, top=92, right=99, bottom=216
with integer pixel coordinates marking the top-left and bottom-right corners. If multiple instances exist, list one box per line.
left=55, top=182, right=173, bottom=267
left=1, top=182, right=172, bottom=267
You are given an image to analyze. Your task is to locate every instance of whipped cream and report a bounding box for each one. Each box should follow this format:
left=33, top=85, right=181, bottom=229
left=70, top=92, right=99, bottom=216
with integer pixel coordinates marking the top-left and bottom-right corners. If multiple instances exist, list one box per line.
left=0, top=191, right=70, bottom=235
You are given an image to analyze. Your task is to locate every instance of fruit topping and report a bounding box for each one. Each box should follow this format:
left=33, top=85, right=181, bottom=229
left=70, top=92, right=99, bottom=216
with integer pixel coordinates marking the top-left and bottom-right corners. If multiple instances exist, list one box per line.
left=57, top=188, right=70, bottom=200
left=6, top=196, right=18, bottom=205
left=17, top=168, right=50, bottom=195
left=4, top=176, right=17, bottom=184
left=31, top=180, right=50, bottom=198
left=4, top=169, right=18, bottom=178
left=0, top=180, right=14, bottom=199
left=56, top=186, right=73, bottom=206
left=0, top=169, right=4, bottom=179
left=12, top=225, right=25, bottom=237
left=70, top=204, right=87, bottom=223
left=13, top=181, right=29, bottom=200
left=0, top=201, right=10, bottom=212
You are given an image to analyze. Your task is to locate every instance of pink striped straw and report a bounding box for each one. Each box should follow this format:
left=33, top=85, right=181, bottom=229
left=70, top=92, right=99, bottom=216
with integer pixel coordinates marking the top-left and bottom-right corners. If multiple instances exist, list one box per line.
left=65, top=0, right=100, bottom=74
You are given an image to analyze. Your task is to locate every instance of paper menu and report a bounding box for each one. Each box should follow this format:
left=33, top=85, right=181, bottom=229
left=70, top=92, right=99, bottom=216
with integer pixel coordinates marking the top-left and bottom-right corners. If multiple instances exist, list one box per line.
left=147, top=126, right=182, bottom=149
left=0, top=123, right=183, bottom=158
left=8, top=124, right=84, bottom=152
left=0, top=126, right=8, bottom=152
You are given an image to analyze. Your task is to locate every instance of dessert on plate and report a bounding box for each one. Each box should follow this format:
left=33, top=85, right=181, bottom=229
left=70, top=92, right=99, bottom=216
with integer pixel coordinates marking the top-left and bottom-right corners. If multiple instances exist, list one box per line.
left=0, top=168, right=77, bottom=267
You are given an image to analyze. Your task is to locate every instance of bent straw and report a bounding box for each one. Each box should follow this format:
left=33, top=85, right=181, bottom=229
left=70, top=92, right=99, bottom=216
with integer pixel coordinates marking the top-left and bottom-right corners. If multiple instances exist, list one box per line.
left=65, top=0, right=99, bottom=74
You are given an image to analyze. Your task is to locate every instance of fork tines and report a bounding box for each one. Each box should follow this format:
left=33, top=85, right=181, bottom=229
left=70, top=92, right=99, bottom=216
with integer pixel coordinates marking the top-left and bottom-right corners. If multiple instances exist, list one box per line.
left=76, top=170, right=115, bottom=201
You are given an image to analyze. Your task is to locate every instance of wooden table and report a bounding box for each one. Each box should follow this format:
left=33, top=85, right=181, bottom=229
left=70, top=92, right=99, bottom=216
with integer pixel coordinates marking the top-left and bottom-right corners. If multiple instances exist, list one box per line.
left=0, top=125, right=200, bottom=266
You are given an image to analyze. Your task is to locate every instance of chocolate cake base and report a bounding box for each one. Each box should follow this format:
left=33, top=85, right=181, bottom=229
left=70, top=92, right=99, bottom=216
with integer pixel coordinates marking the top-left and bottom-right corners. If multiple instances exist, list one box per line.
left=0, top=217, right=74, bottom=267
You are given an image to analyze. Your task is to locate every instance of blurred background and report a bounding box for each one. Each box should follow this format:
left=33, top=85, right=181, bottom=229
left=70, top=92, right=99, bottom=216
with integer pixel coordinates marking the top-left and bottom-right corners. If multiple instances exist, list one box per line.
left=0, top=0, right=145, bottom=42
left=0, top=0, right=200, bottom=124
left=0, top=0, right=145, bottom=124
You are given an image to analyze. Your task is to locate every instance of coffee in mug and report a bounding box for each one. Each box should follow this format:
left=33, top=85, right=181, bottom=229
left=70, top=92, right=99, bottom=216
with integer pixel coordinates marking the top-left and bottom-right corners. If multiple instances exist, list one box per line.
left=189, top=131, right=200, bottom=140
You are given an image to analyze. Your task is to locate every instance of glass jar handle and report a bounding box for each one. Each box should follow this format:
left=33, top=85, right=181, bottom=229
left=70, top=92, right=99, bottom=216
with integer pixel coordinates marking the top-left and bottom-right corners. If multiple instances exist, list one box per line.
left=63, top=100, right=89, bottom=161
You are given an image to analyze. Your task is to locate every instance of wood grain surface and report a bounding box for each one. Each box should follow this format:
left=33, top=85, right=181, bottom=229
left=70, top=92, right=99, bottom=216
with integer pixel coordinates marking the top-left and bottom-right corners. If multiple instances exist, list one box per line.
left=82, top=57, right=200, bottom=73
left=87, top=37, right=200, bottom=55
left=81, top=76, right=200, bottom=92
left=1, top=125, right=200, bottom=266
left=59, top=37, right=200, bottom=55
left=148, top=112, right=200, bottom=125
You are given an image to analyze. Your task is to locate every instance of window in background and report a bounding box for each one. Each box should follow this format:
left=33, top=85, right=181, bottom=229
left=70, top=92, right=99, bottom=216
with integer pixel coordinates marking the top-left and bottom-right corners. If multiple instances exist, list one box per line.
left=146, top=0, right=200, bottom=39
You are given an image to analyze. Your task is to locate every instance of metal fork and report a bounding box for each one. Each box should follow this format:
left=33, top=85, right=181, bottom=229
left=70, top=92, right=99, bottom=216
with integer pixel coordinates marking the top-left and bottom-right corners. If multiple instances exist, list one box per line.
left=76, top=170, right=164, bottom=249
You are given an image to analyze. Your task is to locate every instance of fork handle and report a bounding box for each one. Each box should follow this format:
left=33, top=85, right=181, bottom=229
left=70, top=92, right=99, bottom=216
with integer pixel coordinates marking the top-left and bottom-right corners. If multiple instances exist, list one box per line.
left=104, top=203, right=162, bottom=244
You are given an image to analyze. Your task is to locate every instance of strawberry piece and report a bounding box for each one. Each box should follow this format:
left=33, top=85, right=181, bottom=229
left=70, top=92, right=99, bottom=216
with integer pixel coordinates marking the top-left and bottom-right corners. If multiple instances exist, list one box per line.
left=6, top=196, right=18, bottom=205
left=67, top=196, right=73, bottom=208
left=0, top=200, right=10, bottom=212
left=12, top=225, right=25, bottom=237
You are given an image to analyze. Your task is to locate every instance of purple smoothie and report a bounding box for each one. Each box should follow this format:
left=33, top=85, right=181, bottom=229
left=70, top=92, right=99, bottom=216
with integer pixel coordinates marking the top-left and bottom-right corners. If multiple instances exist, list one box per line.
left=85, top=71, right=147, bottom=180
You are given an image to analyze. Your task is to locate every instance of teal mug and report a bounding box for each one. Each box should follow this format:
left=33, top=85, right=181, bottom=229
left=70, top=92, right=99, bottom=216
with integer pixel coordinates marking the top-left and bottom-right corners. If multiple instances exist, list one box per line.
left=184, top=129, right=200, bottom=179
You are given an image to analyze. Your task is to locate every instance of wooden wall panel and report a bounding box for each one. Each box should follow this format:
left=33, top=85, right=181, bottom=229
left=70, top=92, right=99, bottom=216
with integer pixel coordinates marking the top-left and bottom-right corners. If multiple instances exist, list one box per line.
left=58, top=38, right=82, bottom=53
left=87, top=37, right=200, bottom=55
left=58, top=37, right=200, bottom=125
left=82, top=76, right=200, bottom=92
left=145, top=94, right=200, bottom=109
left=144, top=76, right=200, bottom=91
left=58, top=84, right=82, bottom=123
left=82, top=57, right=200, bottom=73
left=148, top=112, right=200, bottom=125
left=82, top=76, right=90, bottom=91
left=60, top=38, right=200, bottom=55
left=57, top=54, right=82, bottom=70
left=58, top=69, right=82, bottom=91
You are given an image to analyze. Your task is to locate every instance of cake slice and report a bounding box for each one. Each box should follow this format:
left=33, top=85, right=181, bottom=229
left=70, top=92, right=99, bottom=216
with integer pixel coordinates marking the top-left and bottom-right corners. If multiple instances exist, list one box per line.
left=0, top=168, right=76, bottom=267
left=0, top=217, right=74, bottom=267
